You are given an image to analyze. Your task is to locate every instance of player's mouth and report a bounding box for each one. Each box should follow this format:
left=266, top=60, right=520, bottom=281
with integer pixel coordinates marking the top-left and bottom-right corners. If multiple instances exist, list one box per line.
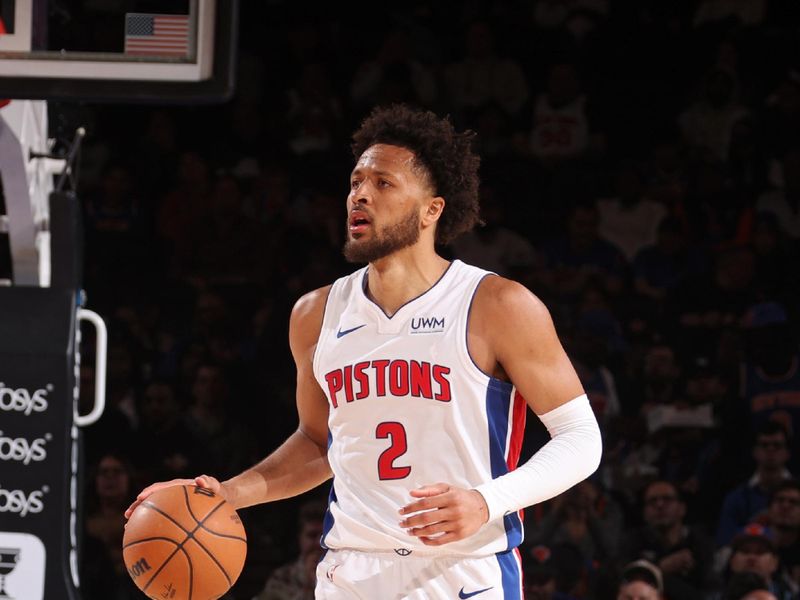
left=349, top=210, right=371, bottom=235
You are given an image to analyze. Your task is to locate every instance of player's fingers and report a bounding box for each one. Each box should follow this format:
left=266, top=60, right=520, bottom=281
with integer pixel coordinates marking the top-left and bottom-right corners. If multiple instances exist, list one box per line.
left=123, top=501, right=141, bottom=520
left=194, top=475, right=221, bottom=492
left=407, top=519, right=452, bottom=537
left=400, top=507, right=453, bottom=529
left=125, top=478, right=195, bottom=519
left=418, top=532, right=459, bottom=546
left=399, top=495, right=447, bottom=516
left=137, top=478, right=193, bottom=500
left=408, top=483, right=450, bottom=498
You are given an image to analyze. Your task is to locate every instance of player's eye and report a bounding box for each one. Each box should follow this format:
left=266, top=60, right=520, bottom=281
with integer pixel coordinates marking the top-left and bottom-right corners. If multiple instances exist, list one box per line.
left=378, top=179, right=391, bottom=187
left=350, top=179, right=361, bottom=190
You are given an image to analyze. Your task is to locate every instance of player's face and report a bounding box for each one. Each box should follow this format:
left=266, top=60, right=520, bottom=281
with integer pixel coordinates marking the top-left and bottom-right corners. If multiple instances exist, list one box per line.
left=344, top=144, right=434, bottom=263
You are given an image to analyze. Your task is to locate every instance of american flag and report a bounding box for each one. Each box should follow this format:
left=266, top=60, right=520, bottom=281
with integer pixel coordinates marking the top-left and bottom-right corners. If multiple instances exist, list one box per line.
left=124, top=13, right=190, bottom=57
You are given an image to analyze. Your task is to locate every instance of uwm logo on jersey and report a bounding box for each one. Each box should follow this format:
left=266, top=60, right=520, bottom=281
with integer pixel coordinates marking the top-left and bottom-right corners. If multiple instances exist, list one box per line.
left=409, top=316, right=445, bottom=334
left=324, top=359, right=452, bottom=408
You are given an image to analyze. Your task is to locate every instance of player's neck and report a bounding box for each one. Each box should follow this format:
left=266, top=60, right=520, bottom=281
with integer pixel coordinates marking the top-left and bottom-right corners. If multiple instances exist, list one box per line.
left=366, top=250, right=450, bottom=317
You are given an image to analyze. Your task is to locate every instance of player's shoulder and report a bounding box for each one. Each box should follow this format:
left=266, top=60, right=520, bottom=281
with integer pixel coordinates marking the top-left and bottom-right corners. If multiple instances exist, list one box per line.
left=289, top=285, right=332, bottom=354
left=473, top=275, right=551, bottom=325
left=291, top=285, right=332, bottom=326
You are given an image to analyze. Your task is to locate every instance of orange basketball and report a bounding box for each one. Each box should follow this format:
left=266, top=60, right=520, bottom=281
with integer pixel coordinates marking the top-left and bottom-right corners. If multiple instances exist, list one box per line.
left=122, top=485, right=247, bottom=600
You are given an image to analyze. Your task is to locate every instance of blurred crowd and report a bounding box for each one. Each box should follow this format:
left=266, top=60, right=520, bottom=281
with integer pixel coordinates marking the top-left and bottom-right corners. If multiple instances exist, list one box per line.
left=63, top=1, right=800, bottom=599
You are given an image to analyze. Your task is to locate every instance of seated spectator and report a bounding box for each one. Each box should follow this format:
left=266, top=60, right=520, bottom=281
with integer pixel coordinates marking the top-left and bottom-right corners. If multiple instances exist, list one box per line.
left=717, top=423, right=794, bottom=546
left=184, top=362, right=257, bottom=479
left=756, top=147, right=800, bottom=239
left=597, top=160, right=667, bottom=262
left=528, top=479, right=621, bottom=567
left=540, top=203, right=626, bottom=302
left=529, top=62, right=592, bottom=164
left=350, top=29, right=437, bottom=109
left=617, top=560, right=664, bottom=600
left=715, top=525, right=796, bottom=600
left=760, top=481, right=800, bottom=579
left=134, top=379, right=203, bottom=482
left=450, top=186, right=540, bottom=278
left=678, top=68, right=749, bottom=163
left=444, top=21, right=529, bottom=119
left=722, top=572, right=778, bottom=600
left=523, top=543, right=582, bottom=600
left=666, top=245, right=757, bottom=359
left=633, top=217, right=708, bottom=302
left=741, top=303, right=800, bottom=439
left=253, top=499, right=326, bottom=600
left=620, top=480, right=716, bottom=599
left=81, top=453, right=140, bottom=600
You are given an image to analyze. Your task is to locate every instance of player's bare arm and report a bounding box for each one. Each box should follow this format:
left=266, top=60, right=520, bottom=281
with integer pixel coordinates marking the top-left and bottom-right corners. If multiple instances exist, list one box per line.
left=125, top=286, right=333, bottom=518
left=401, top=275, right=601, bottom=545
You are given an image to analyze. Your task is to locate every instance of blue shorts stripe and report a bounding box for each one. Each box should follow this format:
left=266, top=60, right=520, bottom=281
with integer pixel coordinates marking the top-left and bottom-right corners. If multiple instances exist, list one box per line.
left=496, top=549, right=522, bottom=599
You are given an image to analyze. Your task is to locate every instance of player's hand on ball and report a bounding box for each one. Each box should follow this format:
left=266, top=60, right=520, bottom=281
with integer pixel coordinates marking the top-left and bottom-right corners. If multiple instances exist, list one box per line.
left=398, top=483, right=489, bottom=545
left=124, top=474, right=223, bottom=520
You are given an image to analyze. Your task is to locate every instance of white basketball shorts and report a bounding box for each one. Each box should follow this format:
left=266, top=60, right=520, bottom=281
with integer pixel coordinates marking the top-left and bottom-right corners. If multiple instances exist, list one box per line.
left=315, top=548, right=523, bottom=599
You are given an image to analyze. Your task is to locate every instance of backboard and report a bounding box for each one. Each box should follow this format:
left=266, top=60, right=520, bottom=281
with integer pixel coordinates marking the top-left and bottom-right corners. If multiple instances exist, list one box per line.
left=0, top=0, right=237, bottom=103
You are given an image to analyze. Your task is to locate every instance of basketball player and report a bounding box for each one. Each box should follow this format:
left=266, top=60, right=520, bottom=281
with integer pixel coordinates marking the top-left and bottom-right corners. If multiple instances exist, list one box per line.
left=126, top=105, right=602, bottom=599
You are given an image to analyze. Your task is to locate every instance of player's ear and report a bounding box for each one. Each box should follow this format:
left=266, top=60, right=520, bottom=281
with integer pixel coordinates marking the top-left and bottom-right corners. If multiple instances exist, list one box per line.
left=422, top=196, right=445, bottom=225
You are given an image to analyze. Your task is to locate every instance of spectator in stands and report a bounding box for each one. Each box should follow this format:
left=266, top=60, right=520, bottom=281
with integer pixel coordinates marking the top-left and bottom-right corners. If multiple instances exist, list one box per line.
left=756, top=147, right=800, bottom=239
left=717, top=423, right=793, bottom=546
left=717, top=525, right=796, bottom=600
left=761, top=481, right=800, bottom=578
left=741, top=302, right=800, bottom=439
left=350, top=29, right=437, bottom=109
left=444, top=20, right=529, bottom=118
left=620, top=480, right=716, bottom=599
left=597, top=160, right=667, bottom=262
left=253, top=499, right=326, bottom=600
left=617, top=560, right=664, bottom=600
left=528, top=479, right=621, bottom=567
left=529, top=62, right=592, bottom=165
left=633, top=216, right=707, bottom=302
left=540, top=202, right=626, bottom=302
left=678, top=68, right=749, bottom=162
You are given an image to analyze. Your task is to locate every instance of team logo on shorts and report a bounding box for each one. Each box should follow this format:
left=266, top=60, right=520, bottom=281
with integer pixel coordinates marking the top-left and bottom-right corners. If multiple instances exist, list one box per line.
left=394, top=548, right=412, bottom=556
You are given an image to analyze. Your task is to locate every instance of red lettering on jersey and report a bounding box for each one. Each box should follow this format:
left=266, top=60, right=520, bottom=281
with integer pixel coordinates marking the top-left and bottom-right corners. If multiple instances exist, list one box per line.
left=433, top=365, right=452, bottom=402
left=372, top=359, right=389, bottom=396
left=389, top=360, right=410, bottom=396
left=325, top=369, right=343, bottom=408
left=410, top=361, right=432, bottom=399
left=353, top=361, right=370, bottom=399
left=343, top=365, right=355, bottom=403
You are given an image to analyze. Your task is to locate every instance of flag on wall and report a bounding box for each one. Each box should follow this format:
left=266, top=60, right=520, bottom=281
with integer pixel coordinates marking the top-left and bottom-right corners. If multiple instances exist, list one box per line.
left=124, top=13, right=190, bottom=57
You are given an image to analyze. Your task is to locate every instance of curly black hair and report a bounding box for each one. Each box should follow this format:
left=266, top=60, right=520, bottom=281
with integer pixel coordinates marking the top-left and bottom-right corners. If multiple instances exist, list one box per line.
left=351, top=104, right=481, bottom=245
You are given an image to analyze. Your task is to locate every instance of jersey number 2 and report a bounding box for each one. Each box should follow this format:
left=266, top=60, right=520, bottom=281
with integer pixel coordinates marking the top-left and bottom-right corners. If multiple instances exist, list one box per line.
left=376, top=422, right=411, bottom=480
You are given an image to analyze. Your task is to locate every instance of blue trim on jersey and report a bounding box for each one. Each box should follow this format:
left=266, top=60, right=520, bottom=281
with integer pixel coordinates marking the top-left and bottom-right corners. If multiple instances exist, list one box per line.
left=361, top=260, right=456, bottom=319
left=486, top=379, right=524, bottom=550
left=496, top=549, right=522, bottom=600
left=321, top=431, right=336, bottom=549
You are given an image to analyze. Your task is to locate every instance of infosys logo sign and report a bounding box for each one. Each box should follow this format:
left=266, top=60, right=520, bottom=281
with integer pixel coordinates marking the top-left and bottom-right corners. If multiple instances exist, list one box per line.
left=0, top=432, right=50, bottom=465
left=0, top=382, right=51, bottom=415
left=0, top=484, right=48, bottom=517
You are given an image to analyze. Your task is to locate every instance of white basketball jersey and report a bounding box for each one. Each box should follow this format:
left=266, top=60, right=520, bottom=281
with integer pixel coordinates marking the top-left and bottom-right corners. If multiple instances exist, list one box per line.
left=312, top=260, right=527, bottom=557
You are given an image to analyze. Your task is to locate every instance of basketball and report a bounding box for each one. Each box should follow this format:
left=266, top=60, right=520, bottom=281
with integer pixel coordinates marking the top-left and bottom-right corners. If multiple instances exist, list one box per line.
left=122, top=485, right=247, bottom=600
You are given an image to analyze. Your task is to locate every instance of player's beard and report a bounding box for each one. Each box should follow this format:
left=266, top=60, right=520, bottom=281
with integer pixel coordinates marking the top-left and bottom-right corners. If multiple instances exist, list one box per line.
left=343, top=209, right=420, bottom=263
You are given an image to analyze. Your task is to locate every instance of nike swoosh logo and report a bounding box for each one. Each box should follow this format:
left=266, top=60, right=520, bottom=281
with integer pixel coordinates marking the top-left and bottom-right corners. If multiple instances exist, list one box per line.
left=336, top=324, right=366, bottom=338
left=458, top=587, right=493, bottom=599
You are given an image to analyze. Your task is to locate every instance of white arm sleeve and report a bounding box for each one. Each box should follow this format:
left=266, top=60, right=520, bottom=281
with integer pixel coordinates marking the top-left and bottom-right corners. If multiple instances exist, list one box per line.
left=474, top=394, right=602, bottom=522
